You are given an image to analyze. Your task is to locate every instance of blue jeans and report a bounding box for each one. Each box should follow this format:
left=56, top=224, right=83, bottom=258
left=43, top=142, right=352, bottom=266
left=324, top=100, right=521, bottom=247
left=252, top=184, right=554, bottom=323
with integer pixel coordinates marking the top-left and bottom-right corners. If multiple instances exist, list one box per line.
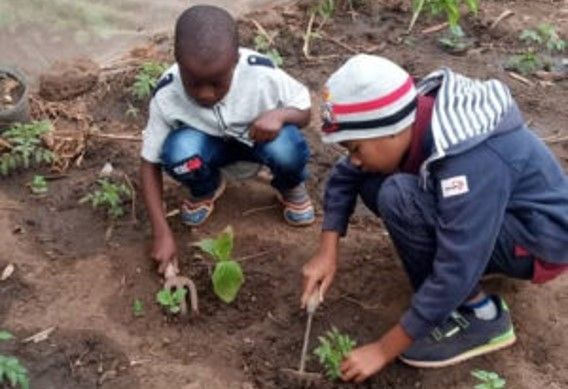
left=358, top=174, right=534, bottom=295
left=160, top=125, right=309, bottom=198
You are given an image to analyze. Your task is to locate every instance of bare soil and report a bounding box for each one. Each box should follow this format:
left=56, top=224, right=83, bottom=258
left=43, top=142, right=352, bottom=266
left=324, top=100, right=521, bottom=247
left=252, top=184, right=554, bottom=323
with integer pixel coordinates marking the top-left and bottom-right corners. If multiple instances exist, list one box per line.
left=1, top=1, right=567, bottom=388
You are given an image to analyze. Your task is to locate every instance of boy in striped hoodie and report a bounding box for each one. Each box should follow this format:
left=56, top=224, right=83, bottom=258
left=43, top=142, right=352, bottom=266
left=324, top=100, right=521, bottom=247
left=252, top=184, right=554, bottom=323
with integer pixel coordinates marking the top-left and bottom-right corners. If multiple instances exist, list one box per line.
left=301, top=55, right=568, bottom=382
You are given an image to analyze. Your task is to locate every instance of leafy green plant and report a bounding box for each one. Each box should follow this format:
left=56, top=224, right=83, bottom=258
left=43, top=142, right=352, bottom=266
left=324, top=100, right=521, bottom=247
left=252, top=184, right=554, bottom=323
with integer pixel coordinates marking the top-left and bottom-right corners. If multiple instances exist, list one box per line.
left=438, top=25, right=472, bottom=53
left=315, top=0, right=336, bottom=21
left=131, top=61, right=168, bottom=100
left=253, top=34, right=284, bottom=67
left=29, top=175, right=48, bottom=195
left=156, top=288, right=187, bottom=314
left=0, top=330, right=29, bottom=389
left=313, top=327, right=356, bottom=380
left=194, top=226, right=244, bottom=304
left=471, top=369, right=506, bottom=389
left=132, top=298, right=144, bottom=317
left=409, top=0, right=479, bottom=32
left=520, top=23, right=566, bottom=52
left=505, top=51, right=546, bottom=75
left=79, top=178, right=132, bottom=219
left=0, top=121, right=55, bottom=176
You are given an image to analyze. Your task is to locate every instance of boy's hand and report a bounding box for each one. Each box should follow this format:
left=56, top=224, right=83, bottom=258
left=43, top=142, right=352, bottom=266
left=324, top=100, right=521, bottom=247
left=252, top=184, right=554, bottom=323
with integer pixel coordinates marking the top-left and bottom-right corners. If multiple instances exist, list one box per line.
left=341, top=341, right=386, bottom=383
left=341, top=324, right=414, bottom=383
left=301, top=231, right=339, bottom=308
left=250, top=110, right=284, bottom=142
left=152, top=231, right=178, bottom=274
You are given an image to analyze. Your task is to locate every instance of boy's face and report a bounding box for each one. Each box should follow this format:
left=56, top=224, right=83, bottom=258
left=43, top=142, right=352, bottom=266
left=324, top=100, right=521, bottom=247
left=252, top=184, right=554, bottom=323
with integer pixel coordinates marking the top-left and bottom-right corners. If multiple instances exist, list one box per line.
left=178, top=51, right=238, bottom=107
left=341, top=128, right=411, bottom=174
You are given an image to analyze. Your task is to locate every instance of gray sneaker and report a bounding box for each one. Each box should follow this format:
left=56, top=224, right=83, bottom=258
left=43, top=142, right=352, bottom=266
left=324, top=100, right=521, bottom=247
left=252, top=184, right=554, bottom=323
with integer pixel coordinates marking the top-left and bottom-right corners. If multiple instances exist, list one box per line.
left=400, top=296, right=516, bottom=368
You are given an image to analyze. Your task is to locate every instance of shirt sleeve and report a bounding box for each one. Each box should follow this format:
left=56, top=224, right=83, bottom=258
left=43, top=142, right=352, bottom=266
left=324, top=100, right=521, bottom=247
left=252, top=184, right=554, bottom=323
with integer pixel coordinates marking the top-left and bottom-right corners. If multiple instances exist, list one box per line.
left=400, top=146, right=512, bottom=339
left=275, top=69, right=311, bottom=110
left=322, top=157, right=370, bottom=236
left=141, top=98, right=171, bottom=164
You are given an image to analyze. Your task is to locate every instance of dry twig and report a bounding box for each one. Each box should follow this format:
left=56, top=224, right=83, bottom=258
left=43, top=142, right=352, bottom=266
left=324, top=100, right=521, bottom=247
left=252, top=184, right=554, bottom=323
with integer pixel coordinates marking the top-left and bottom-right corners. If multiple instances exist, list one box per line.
left=490, top=10, right=514, bottom=30
left=302, top=12, right=316, bottom=59
left=507, top=71, right=534, bottom=87
left=421, top=22, right=449, bottom=34
left=242, top=203, right=278, bottom=216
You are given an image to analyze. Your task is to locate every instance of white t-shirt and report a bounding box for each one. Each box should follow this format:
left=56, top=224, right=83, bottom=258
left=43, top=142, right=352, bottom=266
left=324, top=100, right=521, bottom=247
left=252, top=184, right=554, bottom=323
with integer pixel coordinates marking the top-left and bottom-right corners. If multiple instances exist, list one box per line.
left=141, top=48, right=311, bottom=163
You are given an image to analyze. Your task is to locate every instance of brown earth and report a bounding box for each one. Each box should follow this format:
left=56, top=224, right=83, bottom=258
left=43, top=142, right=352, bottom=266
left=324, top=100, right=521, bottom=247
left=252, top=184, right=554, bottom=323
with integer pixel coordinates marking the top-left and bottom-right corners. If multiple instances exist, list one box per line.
left=1, top=1, right=567, bottom=388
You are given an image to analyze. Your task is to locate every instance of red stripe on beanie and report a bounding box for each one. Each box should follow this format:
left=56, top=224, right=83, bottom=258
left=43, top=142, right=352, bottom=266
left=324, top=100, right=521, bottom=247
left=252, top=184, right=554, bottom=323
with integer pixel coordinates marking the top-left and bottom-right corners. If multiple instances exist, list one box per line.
left=332, top=76, right=414, bottom=115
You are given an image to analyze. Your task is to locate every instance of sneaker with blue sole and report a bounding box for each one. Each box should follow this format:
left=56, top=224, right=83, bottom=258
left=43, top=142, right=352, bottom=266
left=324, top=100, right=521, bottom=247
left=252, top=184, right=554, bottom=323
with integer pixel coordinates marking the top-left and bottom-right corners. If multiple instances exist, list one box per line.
left=400, top=296, right=516, bottom=368
left=276, top=183, right=315, bottom=226
left=180, top=177, right=226, bottom=227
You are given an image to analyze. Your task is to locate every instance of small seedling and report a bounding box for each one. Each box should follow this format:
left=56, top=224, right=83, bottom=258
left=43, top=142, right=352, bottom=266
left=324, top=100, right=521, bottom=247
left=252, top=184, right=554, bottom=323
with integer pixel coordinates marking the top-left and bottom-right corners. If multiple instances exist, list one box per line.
left=0, top=121, right=55, bottom=176
left=409, top=0, right=479, bottom=32
left=438, top=25, right=472, bottom=54
left=313, top=327, right=356, bottom=380
left=194, top=226, right=244, bottom=304
left=520, top=24, right=566, bottom=52
left=471, top=369, right=506, bottom=389
left=132, top=299, right=144, bottom=317
left=131, top=61, right=168, bottom=100
left=253, top=34, right=284, bottom=67
left=29, top=175, right=48, bottom=195
left=156, top=288, right=187, bottom=314
left=0, top=330, right=30, bottom=389
left=505, top=51, right=546, bottom=75
left=79, top=178, right=132, bottom=219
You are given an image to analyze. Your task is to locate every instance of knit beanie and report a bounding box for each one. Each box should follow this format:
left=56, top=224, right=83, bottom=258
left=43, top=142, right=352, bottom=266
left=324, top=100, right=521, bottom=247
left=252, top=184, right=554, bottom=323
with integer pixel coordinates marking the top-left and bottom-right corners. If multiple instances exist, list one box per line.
left=321, top=54, right=418, bottom=144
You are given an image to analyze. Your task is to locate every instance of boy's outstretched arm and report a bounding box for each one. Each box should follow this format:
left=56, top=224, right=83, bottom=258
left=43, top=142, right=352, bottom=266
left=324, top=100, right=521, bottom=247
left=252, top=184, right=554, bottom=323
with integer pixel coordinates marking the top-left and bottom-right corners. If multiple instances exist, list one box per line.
left=250, top=107, right=310, bottom=142
left=141, top=159, right=178, bottom=273
left=341, top=324, right=413, bottom=383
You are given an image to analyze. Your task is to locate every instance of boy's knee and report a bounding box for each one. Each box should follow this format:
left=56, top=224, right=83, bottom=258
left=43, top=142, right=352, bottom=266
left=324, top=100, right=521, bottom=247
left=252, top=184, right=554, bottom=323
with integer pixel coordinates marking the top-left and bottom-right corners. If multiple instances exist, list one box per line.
left=161, top=127, right=207, bottom=166
left=262, top=125, right=309, bottom=172
left=377, top=174, right=417, bottom=222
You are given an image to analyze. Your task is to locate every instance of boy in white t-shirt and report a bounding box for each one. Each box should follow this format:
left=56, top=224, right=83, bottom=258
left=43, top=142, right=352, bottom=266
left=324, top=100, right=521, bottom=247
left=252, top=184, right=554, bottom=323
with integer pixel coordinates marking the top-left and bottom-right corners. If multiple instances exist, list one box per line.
left=141, top=5, right=314, bottom=272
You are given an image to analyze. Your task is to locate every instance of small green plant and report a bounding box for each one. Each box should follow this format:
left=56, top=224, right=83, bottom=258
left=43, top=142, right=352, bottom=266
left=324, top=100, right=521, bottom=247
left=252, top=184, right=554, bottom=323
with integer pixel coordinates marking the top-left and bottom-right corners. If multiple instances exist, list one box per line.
left=253, top=34, right=284, bottom=67
left=131, top=61, right=168, bottom=100
left=194, top=226, right=244, bottom=304
left=409, top=0, right=479, bottom=32
left=132, top=298, right=144, bottom=317
left=156, top=288, right=187, bottom=314
left=505, top=51, right=546, bottom=75
left=0, top=330, right=29, bottom=389
left=79, top=178, right=132, bottom=219
left=313, top=327, right=356, bottom=380
left=315, top=0, right=336, bottom=21
left=29, top=175, right=48, bottom=195
left=438, top=25, right=472, bottom=53
left=471, top=369, right=506, bottom=389
left=520, top=24, right=566, bottom=52
left=0, top=121, right=55, bottom=176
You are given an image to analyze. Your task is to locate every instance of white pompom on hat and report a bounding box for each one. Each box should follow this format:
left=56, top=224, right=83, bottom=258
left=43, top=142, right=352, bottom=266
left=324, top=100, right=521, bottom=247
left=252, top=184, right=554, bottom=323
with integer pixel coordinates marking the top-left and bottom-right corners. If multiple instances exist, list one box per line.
left=321, top=54, right=418, bottom=144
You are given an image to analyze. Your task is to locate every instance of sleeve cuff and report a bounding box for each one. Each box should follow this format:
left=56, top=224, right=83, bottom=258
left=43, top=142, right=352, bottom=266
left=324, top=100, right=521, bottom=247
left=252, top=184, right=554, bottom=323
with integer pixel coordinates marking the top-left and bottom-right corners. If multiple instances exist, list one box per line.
left=400, top=307, right=436, bottom=340
left=322, top=211, right=349, bottom=237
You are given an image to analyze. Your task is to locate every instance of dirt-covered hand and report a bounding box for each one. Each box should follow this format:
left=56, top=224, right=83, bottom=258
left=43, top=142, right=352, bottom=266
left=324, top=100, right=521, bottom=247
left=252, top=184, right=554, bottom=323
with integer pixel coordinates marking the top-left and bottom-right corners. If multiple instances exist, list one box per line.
left=152, top=232, right=178, bottom=274
left=301, top=249, right=337, bottom=309
left=340, top=342, right=386, bottom=383
left=250, top=110, right=284, bottom=143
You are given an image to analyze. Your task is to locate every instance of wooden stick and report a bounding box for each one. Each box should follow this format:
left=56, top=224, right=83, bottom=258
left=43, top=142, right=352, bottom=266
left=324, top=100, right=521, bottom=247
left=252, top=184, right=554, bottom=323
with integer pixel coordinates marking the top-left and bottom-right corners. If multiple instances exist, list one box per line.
left=242, top=203, right=278, bottom=216
left=542, top=135, right=568, bottom=145
left=490, top=10, right=514, bottom=30
left=302, top=12, right=316, bottom=59
left=321, top=33, right=359, bottom=54
left=421, top=22, right=449, bottom=35
left=249, top=18, right=275, bottom=45
left=90, top=132, right=142, bottom=142
left=237, top=251, right=270, bottom=262
left=507, top=71, right=534, bottom=87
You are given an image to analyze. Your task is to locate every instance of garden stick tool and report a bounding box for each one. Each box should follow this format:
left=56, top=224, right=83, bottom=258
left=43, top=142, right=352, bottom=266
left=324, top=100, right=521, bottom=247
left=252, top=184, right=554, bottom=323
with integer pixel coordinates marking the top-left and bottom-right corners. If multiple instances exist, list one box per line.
left=279, top=288, right=323, bottom=385
left=164, top=262, right=199, bottom=315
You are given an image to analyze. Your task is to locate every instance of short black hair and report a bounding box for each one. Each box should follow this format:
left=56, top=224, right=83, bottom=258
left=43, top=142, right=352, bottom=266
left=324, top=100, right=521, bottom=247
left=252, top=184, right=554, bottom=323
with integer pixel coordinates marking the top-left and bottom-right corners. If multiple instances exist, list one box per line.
left=174, top=5, right=239, bottom=63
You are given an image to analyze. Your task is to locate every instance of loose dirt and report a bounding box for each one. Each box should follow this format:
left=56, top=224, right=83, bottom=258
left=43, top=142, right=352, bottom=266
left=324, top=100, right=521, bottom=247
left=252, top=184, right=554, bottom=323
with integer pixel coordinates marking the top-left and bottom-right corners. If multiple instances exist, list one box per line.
left=1, top=1, right=567, bottom=388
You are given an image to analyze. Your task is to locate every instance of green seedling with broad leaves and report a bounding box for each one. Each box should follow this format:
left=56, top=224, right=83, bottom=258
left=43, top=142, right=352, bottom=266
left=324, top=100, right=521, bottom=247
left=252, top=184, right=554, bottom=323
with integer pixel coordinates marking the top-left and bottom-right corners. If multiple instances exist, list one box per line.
left=156, top=288, right=187, bottom=314
left=0, top=121, right=55, bottom=176
left=471, top=369, right=506, bottom=389
left=313, top=327, right=356, bottom=380
left=79, top=178, right=132, bottom=219
left=29, top=175, right=48, bottom=195
left=0, top=330, right=30, bottom=389
left=194, top=226, right=244, bottom=304
left=409, top=0, right=479, bottom=32
left=505, top=51, right=546, bottom=75
left=253, top=34, right=284, bottom=67
left=520, top=23, right=566, bottom=52
left=132, top=298, right=144, bottom=317
left=131, top=61, right=168, bottom=100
